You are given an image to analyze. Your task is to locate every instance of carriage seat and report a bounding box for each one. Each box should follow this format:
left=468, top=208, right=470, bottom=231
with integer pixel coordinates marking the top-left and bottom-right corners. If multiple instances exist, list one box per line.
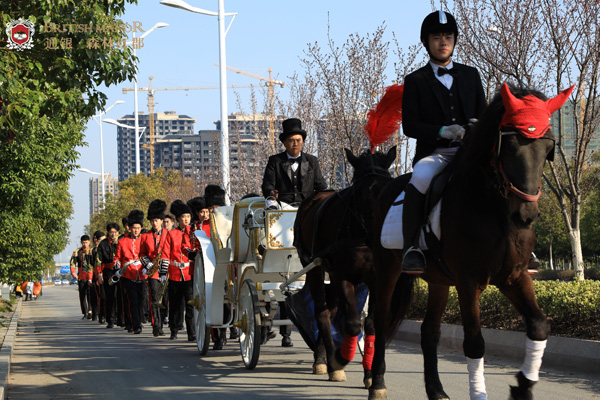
left=261, top=209, right=303, bottom=274
left=209, top=206, right=234, bottom=250
left=227, top=197, right=266, bottom=263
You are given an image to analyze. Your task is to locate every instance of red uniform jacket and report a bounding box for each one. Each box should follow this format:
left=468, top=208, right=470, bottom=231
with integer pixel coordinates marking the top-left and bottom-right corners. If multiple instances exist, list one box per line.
left=161, top=225, right=194, bottom=282
left=139, top=229, right=165, bottom=280
left=70, top=247, right=93, bottom=281
left=114, top=234, right=147, bottom=282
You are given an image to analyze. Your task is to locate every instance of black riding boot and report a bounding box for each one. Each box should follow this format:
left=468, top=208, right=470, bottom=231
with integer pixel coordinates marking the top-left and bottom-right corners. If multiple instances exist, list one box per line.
left=402, top=184, right=427, bottom=273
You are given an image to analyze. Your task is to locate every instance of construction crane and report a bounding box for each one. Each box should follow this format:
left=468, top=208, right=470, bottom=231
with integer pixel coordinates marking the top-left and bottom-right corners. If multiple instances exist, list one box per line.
left=216, top=64, right=285, bottom=145
left=122, top=76, right=257, bottom=172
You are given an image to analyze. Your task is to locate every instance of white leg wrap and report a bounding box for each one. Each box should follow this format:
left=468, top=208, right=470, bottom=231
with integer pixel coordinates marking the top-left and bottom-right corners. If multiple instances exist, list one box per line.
left=520, top=338, right=546, bottom=381
left=466, top=357, right=487, bottom=400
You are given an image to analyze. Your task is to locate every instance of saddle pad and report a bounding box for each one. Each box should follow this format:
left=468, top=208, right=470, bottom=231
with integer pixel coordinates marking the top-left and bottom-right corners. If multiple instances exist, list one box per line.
left=381, top=191, right=442, bottom=249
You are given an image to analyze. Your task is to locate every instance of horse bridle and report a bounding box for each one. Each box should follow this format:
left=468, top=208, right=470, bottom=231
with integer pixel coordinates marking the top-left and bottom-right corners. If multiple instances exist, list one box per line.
left=491, top=129, right=555, bottom=203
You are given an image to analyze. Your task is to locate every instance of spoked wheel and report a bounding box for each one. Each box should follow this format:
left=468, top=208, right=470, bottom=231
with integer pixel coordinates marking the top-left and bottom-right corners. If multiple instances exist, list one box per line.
left=193, top=256, right=210, bottom=355
left=238, top=279, right=261, bottom=369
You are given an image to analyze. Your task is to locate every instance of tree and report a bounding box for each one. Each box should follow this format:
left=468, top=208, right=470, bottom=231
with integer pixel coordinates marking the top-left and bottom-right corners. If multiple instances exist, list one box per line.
left=445, top=0, right=600, bottom=280
left=0, top=1, right=137, bottom=281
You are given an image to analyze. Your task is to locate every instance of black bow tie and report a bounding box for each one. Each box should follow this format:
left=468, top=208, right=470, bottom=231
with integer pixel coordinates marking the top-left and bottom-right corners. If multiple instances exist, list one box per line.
left=437, top=67, right=458, bottom=77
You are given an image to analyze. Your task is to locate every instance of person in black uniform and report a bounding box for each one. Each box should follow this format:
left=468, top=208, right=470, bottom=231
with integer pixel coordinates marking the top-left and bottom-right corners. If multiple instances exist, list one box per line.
left=401, top=10, right=486, bottom=274
left=262, top=118, right=327, bottom=208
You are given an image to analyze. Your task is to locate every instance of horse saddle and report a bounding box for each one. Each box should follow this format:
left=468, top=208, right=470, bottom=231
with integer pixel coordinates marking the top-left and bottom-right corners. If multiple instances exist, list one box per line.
left=380, top=167, right=452, bottom=251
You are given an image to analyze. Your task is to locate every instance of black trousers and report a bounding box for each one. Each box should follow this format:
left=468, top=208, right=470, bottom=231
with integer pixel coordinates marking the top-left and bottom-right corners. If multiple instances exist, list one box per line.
left=89, top=279, right=99, bottom=318
left=78, top=280, right=90, bottom=316
left=103, top=269, right=117, bottom=324
left=168, top=279, right=195, bottom=338
left=117, top=279, right=125, bottom=325
left=148, top=278, right=164, bottom=331
left=122, top=278, right=143, bottom=330
left=94, top=278, right=106, bottom=321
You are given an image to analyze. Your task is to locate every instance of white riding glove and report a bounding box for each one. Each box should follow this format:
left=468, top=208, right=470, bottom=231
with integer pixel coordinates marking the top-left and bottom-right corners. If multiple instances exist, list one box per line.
left=142, top=268, right=148, bottom=276
left=439, top=124, right=465, bottom=140
left=115, top=269, right=122, bottom=278
left=160, top=275, right=167, bottom=283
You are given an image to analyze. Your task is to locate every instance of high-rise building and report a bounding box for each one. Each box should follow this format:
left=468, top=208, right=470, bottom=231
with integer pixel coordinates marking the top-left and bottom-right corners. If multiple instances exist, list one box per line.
left=154, top=130, right=220, bottom=180
left=551, top=100, right=600, bottom=165
left=89, top=173, right=118, bottom=217
left=115, top=111, right=195, bottom=181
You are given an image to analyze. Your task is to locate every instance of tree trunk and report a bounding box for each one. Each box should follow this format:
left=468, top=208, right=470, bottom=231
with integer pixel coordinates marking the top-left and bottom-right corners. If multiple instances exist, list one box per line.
left=569, top=228, right=585, bottom=281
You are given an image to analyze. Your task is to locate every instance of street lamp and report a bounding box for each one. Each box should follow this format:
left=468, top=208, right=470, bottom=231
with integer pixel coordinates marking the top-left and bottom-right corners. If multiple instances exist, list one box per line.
left=104, top=118, right=147, bottom=140
left=128, top=22, right=169, bottom=175
left=93, top=100, right=124, bottom=206
left=160, top=0, right=238, bottom=203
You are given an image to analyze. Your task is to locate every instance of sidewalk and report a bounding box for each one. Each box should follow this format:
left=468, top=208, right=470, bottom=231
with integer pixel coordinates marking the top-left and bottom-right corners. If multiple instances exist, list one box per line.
left=0, top=298, right=21, bottom=400
left=395, top=319, right=600, bottom=374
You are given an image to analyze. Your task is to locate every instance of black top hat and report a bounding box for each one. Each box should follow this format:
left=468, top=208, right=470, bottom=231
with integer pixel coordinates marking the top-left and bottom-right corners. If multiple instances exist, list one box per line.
left=170, top=200, right=192, bottom=219
left=127, top=209, right=144, bottom=227
left=204, top=185, right=226, bottom=208
left=147, top=199, right=167, bottom=220
left=279, top=118, right=307, bottom=142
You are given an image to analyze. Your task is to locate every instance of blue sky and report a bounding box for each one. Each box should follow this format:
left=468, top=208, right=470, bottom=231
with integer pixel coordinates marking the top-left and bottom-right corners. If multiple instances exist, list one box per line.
left=57, top=1, right=436, bottom=262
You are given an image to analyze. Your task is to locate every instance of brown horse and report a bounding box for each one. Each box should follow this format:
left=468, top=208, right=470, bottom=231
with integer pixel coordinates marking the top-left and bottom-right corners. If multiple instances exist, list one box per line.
left=368, top=84, right=573, bottom=400
left=294, top=146, right=397, bottom=386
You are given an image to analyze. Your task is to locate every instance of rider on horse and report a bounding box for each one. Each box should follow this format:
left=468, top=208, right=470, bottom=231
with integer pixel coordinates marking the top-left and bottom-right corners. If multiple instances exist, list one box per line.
left=401, top=10, right=487, bottom=273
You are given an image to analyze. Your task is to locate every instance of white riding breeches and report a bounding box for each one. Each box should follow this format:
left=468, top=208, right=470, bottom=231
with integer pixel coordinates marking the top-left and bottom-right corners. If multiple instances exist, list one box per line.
left=409, top=147, right=458, bottom=194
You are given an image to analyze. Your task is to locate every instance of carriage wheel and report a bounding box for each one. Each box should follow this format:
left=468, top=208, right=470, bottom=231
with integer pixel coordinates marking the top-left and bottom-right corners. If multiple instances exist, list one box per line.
left=238, top=279, right=261, bottom=369
left=193, top=257, right=210, bottom=356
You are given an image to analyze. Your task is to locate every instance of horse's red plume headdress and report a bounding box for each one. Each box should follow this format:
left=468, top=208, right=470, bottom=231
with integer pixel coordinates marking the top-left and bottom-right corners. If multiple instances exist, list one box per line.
left=364, top=84, right=404, bottom=153
left=500, top=83, right=574, bottom=139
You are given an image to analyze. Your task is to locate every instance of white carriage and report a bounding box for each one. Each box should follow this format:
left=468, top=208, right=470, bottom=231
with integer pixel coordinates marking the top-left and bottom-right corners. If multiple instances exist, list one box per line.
left=190, top=197, right=304, bottom=369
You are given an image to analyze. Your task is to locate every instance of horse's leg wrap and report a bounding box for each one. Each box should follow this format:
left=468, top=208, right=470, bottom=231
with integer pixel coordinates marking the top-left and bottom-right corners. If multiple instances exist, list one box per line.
left=340, top=334, right=358, bottom=362
left=362, top=334, right=376, bottom=370
left=466, top=357, right=487, bottom=400
left=520, top=338, right=546, bottom=381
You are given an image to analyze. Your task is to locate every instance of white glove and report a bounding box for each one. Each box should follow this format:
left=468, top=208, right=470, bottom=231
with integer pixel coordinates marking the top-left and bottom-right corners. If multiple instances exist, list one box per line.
left=115, top=269, right=122, bottom=278
left=439, top=124, right=465, bottom=140
left=160, top=275, right=167, bottom=283
left=142, top=268, right=148, bottom=276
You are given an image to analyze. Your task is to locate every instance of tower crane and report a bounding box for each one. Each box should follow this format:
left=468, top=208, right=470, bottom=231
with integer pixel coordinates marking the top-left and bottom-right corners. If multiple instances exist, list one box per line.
left=216, top=64, right=285, bottom=145
left=122, top=76, right=257, bottom=172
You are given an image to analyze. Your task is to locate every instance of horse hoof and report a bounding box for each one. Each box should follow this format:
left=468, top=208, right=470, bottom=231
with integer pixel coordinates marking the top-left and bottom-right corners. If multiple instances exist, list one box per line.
left=509, top=371, right=535, bottom=400
left=368, top=388, right=387, bottom=400
left=363, top=370, right=372, bottom=389
left=328, top=370, right=346, bottom=382
left=313, top=364, right=327, bottom=375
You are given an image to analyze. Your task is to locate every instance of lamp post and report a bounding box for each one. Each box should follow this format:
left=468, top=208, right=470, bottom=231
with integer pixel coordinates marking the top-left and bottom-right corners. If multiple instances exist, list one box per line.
left=128, top=22, right=169, bottom=176
left=104, top=118, right=147, bottom=143
left=160, top=0, right=237, bottom=203
left=93, top=100, right=124, bottom=207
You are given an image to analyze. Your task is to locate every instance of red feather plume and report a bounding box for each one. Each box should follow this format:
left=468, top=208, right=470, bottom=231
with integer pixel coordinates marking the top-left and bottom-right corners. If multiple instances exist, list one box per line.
left=364, top=84, right=404, bottom=153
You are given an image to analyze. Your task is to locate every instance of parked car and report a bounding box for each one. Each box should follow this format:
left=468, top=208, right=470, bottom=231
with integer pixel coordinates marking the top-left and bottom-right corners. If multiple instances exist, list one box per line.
left=70, top=278, right=77, bottom=285
left=61, top=279, right=70, bottom=285
left=53, top=279, right=61, bottom=285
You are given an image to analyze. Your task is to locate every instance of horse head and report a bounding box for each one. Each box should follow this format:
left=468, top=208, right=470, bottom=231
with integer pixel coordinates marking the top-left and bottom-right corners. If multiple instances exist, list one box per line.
left=343, top=146, right=397, bottom=235
left=496, top=83, right=573, bottom=227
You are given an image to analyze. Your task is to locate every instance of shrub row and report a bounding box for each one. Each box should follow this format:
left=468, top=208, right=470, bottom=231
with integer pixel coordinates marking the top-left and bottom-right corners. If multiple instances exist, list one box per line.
left=406, top=278, right=600, bottom=340
left=533, top=267, right=600, bottom=281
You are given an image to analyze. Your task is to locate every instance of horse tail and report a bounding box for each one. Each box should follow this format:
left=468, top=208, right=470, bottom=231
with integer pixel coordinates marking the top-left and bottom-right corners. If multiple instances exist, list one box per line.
left=385, top=273, right=416, bottom=345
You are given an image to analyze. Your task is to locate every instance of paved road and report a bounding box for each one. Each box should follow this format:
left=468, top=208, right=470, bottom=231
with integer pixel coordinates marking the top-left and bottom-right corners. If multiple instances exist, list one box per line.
left=8, top=285, right=600, bottom=399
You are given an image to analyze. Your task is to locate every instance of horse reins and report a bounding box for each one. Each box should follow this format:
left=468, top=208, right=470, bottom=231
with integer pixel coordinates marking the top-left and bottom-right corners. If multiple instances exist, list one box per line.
left=491, top=130, right=553, bottom=202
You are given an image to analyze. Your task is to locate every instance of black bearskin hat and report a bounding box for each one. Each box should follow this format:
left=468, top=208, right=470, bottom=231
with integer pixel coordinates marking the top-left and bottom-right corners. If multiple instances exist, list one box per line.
left=187, top=196, right=206, bottom=215
left=204, top=185, right=226, bottom=208
left=170, top=199, right=192, bottom=219
left=147, top=199, right=167, bottom=220
left=127, top=209, right=144, bottom=227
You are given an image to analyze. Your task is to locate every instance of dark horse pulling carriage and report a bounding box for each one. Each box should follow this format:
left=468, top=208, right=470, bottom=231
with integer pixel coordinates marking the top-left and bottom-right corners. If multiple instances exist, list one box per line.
left=369, top=83, right=573, bottom=400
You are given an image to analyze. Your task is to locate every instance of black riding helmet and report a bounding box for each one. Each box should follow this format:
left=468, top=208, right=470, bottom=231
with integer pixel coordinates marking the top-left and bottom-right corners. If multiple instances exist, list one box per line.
left=420, top=11, right=459, bottom=60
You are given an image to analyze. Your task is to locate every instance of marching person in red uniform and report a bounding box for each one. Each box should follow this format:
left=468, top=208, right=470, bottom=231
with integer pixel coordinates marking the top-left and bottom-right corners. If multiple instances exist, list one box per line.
left=114, top=210, right=147, bottom=334
left=139, top=199, right=168, bottom=337
left=70, top=235, right=94, bottom=320
left=160, top=200, right=196, bottom=341
left=188, top=196, right=211, bottom=238
left=91, top=231, right=106, bottom=323
left=95, top=222, right=121, bottom=328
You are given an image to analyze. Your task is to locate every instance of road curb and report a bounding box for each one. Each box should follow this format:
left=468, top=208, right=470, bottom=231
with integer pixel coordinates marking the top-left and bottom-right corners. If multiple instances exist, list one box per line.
left=395, top=320, right=600, bottom=374
left=0, top=299, right=22, bottom=400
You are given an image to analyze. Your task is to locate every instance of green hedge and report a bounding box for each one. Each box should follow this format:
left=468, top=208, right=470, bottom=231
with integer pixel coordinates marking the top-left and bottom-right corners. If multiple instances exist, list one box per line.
left=533, top=268, right=600, bottom=281
left=407, top=278, right=600, bottom=340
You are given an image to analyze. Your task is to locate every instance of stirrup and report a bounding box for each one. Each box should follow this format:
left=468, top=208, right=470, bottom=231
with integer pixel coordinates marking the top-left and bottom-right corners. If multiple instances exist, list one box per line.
left=402, top=246, right=426, bottom=274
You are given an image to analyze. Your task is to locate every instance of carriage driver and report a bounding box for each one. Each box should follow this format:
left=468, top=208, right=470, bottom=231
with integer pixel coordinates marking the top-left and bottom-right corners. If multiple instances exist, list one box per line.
left=400, top=11, right=486, bottom=273
left=262, top=118, right=328, bottom=209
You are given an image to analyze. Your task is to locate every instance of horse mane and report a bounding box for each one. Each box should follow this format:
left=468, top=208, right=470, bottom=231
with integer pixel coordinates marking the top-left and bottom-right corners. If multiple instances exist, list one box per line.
left=453, top=84, right=548, bottom=177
